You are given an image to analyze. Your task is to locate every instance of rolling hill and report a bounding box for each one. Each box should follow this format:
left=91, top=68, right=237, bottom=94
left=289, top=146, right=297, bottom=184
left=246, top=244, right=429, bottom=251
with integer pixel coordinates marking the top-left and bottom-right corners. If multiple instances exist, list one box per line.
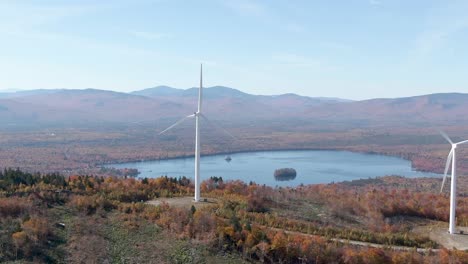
left=0, top=87, right=467, bottom=129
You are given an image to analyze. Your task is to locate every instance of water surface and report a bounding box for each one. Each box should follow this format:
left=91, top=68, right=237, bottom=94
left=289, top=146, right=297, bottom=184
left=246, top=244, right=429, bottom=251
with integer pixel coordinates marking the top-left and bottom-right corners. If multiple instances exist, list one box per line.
left=106, top=150, right=441, bottom=187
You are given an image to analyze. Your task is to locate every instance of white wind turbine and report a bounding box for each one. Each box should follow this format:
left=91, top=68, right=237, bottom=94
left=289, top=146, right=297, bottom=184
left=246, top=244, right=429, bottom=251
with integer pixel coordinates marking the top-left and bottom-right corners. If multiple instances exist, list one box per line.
left=159, top=64, right=235, bottom=202
left=439, top=131, right=468, bottom=234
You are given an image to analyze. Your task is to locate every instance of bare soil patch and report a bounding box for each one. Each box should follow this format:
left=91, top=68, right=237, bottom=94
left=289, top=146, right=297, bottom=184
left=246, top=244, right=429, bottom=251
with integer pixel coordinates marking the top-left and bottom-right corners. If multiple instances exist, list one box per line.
left=413, top=224, right=468, bottom=250
left=146, top=196, right=219, bottom=210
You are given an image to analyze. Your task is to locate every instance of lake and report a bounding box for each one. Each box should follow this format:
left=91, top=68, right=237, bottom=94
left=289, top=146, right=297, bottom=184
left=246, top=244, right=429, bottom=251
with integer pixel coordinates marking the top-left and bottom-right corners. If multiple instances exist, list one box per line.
left=106, top=150, right=441, bottom=187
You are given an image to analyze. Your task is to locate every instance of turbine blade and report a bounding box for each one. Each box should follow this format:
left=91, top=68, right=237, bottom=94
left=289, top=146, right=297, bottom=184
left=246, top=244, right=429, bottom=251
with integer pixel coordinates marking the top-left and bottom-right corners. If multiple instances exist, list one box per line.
left=455, top=139, right=468, bottom=145
left=159, top=114, right=195, bottom=135
left=198, top=64, right=203, bottom=112
left=440, top=149, right=454, bottom=193
left=199, top=113, right=237, bottom=140
left=439, top=130, right=453, bottom=144
left=200, top=64, right=203, bottom=88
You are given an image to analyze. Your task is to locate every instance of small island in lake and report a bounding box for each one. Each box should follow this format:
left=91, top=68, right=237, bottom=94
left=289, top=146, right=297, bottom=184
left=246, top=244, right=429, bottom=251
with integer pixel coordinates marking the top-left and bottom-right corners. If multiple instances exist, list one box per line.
left=274, top=168, right=297, bottom=181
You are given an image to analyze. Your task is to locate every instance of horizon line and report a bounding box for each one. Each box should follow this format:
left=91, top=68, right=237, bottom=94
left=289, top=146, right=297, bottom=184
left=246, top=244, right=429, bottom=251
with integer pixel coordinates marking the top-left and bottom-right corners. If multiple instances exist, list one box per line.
left=1, top=86, right=467, bottom=101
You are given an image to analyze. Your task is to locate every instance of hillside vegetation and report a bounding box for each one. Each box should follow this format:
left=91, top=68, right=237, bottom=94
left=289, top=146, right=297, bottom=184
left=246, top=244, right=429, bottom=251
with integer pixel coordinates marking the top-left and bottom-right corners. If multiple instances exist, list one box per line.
left=0, top=169, right=467, bottom=263
left=2, top=87, right=468, bottom=178
left=1, top=88, right=468, bottom=127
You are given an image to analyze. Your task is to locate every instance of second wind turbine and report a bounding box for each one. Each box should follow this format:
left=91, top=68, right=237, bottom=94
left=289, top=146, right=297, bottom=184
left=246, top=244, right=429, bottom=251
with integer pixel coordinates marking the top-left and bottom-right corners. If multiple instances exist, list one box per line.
left=159, top=65, right=235, bottom=202
left=439, top=131, right=468, bottom=234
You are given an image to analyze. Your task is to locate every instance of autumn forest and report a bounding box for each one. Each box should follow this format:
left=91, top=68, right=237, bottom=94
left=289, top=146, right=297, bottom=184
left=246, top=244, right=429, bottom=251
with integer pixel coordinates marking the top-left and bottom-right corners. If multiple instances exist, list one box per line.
left=1, top=90, right=468, bottom=263
left=0, top=167, right=467, bottom=263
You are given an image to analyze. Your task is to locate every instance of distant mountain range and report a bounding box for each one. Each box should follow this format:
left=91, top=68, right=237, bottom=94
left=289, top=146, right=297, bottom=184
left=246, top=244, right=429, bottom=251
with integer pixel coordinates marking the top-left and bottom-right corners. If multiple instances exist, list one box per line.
left=132, top=85, right=352, bottom=102
left=0, top=86, right=467, bottom=129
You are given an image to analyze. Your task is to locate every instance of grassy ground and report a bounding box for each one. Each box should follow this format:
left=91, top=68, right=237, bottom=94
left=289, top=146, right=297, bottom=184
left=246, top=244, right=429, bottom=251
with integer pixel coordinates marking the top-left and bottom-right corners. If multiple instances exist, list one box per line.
left=102, top=211, right=250, bottom=264
left=4, top=204, right=250, bottom=264
left=65, top=209, right=250, bottom=264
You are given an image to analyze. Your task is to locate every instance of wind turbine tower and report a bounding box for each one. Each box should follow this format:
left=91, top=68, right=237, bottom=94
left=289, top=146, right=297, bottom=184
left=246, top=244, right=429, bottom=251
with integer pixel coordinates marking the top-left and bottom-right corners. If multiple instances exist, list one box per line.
left=194, top=64, right=203, bottom=202
left=159, top=64, right=235, bottom=202
left=440, top=131, right=468, bottom=234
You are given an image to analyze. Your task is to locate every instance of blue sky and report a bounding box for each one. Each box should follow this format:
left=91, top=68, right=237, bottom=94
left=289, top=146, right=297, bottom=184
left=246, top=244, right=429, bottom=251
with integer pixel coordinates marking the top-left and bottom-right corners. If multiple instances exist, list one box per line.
left=1, top=0, right=468, bottom=100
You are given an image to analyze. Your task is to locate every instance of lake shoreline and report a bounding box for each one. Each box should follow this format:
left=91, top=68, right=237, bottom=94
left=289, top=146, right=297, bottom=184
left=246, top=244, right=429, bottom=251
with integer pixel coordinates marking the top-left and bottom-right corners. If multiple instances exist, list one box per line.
left=104, top=149, right=442, bottom=186
left=100, top=147, right=439, bottom=176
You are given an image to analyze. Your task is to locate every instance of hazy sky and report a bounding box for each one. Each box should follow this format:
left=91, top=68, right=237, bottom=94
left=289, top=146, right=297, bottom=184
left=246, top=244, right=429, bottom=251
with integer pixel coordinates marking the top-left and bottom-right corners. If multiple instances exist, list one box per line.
left=1, top=0, right=468, bottom=99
